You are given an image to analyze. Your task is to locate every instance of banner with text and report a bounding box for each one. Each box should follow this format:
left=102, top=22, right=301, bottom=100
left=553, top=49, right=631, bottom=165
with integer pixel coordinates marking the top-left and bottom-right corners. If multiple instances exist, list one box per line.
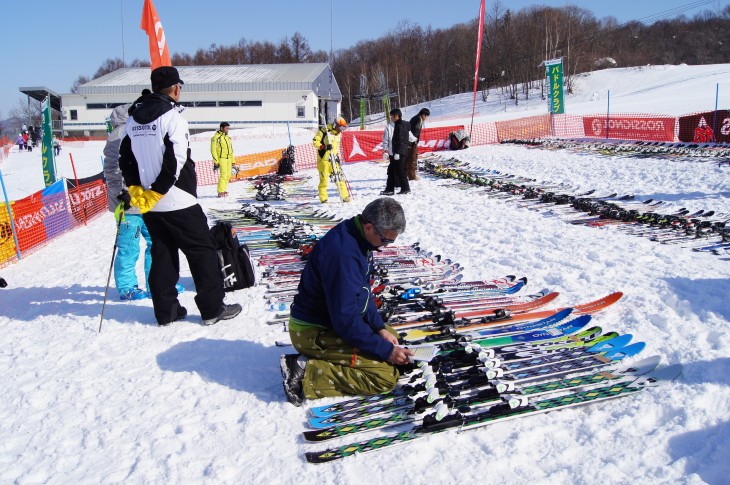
left=582, top=116, right=676, bottom=141
left=41, top=97, right=56, bottom=187
left=545, top=59, right=565, bottom=114
left=66, top=173, right=107, bottom=224
left=341, top=126, right=464, bottom=162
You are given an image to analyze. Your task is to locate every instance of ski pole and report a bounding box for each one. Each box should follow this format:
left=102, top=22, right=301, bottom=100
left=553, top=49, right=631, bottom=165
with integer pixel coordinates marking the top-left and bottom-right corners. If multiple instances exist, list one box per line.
left=99, top=203, right=124, bottom=333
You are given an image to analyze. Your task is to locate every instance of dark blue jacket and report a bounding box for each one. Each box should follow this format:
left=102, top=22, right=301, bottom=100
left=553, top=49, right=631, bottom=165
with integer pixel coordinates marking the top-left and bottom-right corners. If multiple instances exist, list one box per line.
left=290, top=216, right=392, bottom=361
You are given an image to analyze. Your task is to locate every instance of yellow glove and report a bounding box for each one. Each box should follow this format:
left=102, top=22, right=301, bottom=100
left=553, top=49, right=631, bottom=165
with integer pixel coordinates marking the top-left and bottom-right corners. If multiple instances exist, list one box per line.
left=128, top=185, right=163, bottom=214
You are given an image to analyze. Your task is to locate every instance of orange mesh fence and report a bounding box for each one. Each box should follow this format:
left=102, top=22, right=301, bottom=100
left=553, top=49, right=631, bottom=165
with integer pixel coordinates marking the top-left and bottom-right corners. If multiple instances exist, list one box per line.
left=294, top=143, right=319, bottom=171
left=0, top=175, right=108, bottom=269
left=63, top=136, right=107, bottom=142
left=551, top=114, right=585, bottom=138
left=62, top=140, right=86, bottom=149
left=469, top=122, right=499, bottom=145
left=496, top=114, right=553, bottom=140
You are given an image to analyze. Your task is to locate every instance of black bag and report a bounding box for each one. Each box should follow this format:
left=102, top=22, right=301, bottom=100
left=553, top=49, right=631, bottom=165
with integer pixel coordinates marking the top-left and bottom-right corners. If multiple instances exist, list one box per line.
left=277, top=146, right=296, bottom=175
left=210, top=221, right=255, bottom=292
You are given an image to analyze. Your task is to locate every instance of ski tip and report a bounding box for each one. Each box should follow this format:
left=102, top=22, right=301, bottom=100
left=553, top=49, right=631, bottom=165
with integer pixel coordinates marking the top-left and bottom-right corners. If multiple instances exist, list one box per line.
left=632, top=363, right=683, bottom=388
left=305, top=450, right=341, bottom=463
left=618, top=355, right=662, bottom=375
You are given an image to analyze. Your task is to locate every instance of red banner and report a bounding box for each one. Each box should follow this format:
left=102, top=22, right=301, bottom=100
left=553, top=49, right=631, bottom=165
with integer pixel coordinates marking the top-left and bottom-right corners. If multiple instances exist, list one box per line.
left=677, top=110, right=730, bottom=143
left=141, top=0, right=171, bottom=69
left=582, top=116, right=675, bottom=141
left=341, top=125, right=464, bottom=162
left=66, top=176, right=107, bottom=225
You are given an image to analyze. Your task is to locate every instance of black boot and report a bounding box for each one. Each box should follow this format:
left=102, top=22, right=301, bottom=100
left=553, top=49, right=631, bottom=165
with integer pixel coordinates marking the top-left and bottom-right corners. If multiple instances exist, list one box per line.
left=280, top=354, right=306, bottom=406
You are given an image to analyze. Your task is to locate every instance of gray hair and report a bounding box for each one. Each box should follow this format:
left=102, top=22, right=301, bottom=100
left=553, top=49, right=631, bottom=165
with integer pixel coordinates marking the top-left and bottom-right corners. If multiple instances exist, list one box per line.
left=361, top=197, right=406, bottom=234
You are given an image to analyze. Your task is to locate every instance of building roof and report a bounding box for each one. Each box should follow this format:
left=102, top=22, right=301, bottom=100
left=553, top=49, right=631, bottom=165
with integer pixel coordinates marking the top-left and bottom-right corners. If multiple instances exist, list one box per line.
left=77, top=63, right=339, bottom=96
left=19, top=86, right=62, bottom=111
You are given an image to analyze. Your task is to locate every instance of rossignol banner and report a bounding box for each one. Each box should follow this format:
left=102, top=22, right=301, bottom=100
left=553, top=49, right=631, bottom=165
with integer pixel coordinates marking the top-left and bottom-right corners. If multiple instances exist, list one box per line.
left=341, top=126, right=464, bottom=162
left=677, top=110, right=730, bottom=143
left=66, top=173, right=106, bottom=224
left=545, top=59, right=565, bottom=114
left=41, top=97, right=56, bottom=187
left=582, top=116, right=676, bottom=141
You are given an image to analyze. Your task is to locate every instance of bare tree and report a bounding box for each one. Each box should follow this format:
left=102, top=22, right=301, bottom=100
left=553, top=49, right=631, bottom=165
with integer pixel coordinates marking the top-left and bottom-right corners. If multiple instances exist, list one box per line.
left=70, top=75, right=90, bottom=94
left=93, top=58, right=126, bottom=79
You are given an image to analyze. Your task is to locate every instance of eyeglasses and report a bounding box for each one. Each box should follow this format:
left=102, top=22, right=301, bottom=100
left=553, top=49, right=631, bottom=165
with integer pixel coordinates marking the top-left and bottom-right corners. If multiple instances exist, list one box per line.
left=362, top=216, right=396, bottom=245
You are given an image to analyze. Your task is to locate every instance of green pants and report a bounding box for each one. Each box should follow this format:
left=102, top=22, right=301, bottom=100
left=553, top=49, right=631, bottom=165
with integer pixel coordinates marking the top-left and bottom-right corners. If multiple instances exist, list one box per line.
left=289, top=323, right=400, bottom=399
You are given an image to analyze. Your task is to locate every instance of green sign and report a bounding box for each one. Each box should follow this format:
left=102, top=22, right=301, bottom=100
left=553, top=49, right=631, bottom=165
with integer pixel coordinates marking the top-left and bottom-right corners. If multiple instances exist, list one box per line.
left=41, top=97, right=57, bottom=187
left=545, top=59, right=565, bottom=114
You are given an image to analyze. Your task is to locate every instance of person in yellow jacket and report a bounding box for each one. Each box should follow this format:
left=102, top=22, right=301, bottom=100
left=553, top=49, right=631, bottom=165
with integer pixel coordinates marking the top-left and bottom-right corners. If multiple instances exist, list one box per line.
left=210, top=122, right=234, bottom=197
left=312, top=116, right=350, bottom=203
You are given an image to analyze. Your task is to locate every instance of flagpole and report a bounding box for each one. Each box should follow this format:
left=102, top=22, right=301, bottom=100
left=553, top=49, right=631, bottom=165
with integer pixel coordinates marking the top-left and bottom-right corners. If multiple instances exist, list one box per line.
left=121, top=0, right=126, bottom=66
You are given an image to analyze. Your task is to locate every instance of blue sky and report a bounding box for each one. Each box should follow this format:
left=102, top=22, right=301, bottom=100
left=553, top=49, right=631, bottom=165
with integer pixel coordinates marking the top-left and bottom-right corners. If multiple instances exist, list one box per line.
left=2, top=0, right=724, bottom=118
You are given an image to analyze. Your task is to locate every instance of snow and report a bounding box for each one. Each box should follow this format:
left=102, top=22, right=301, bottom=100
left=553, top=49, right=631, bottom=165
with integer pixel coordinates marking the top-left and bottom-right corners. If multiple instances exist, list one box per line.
left=1, top=64, right=729, bottom=484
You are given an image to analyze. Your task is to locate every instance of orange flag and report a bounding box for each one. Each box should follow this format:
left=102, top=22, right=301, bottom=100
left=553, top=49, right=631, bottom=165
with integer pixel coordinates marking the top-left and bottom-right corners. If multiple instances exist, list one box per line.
left=140, top=0, right=171, bottom=69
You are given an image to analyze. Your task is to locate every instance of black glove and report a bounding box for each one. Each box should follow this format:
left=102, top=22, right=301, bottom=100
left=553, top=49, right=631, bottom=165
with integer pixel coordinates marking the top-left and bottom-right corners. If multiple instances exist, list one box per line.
left=117, top=190, right=132, bottom=210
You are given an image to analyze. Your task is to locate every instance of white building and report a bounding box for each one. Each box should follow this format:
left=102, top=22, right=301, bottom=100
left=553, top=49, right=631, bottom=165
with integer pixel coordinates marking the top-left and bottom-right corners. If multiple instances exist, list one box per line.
left=60, top=63, right=342, bottom=136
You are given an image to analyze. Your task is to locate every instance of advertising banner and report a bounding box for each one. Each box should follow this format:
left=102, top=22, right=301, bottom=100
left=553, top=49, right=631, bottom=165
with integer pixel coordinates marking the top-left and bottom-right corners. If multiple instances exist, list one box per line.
left=11, top=190, right=46, bottom=252
left=0, top=202, right=17, bottom=266
left=582, top=116, right=676, bottom=141
left=42, top=180, right=72, bottom=240
left=41, top=97, right=56, bottom=187
left=232, top=148, right=283, bottom=178
left=341, top=126, right=463, bottom=162
left=66, top=173, right=106, bottom=224
left=545, top=59, right=565, bottom=114
left=677, top=110, right=730, bottom=143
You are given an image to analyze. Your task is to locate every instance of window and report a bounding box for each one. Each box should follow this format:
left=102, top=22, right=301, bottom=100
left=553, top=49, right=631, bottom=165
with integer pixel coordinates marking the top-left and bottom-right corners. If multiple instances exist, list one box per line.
left=218, top=101, right=239, bottom=107
left=70, top=110, right=78, bottom=120
left=195, top=101, right=216, bottom=107
left=86, top=103, right=107, bottom=109
left=297, top=107, right=305, bottom=118
left=240, top=101, right=262, bottom=107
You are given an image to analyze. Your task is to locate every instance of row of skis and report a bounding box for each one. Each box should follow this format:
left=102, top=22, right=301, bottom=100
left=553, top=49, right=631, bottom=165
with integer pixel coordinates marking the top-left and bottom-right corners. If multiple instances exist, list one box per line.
left=422, top=154, right=730, bottom=256
left=502, top=137, right=730, bottom=161
left=209, top=196, right=682, bottom=464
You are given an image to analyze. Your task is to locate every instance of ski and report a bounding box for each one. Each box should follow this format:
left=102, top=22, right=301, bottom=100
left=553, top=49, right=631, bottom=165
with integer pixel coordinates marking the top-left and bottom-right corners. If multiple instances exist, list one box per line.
left=304, top=353, right=657, bottom=435
left=304, top=363, right=682, bottom=462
